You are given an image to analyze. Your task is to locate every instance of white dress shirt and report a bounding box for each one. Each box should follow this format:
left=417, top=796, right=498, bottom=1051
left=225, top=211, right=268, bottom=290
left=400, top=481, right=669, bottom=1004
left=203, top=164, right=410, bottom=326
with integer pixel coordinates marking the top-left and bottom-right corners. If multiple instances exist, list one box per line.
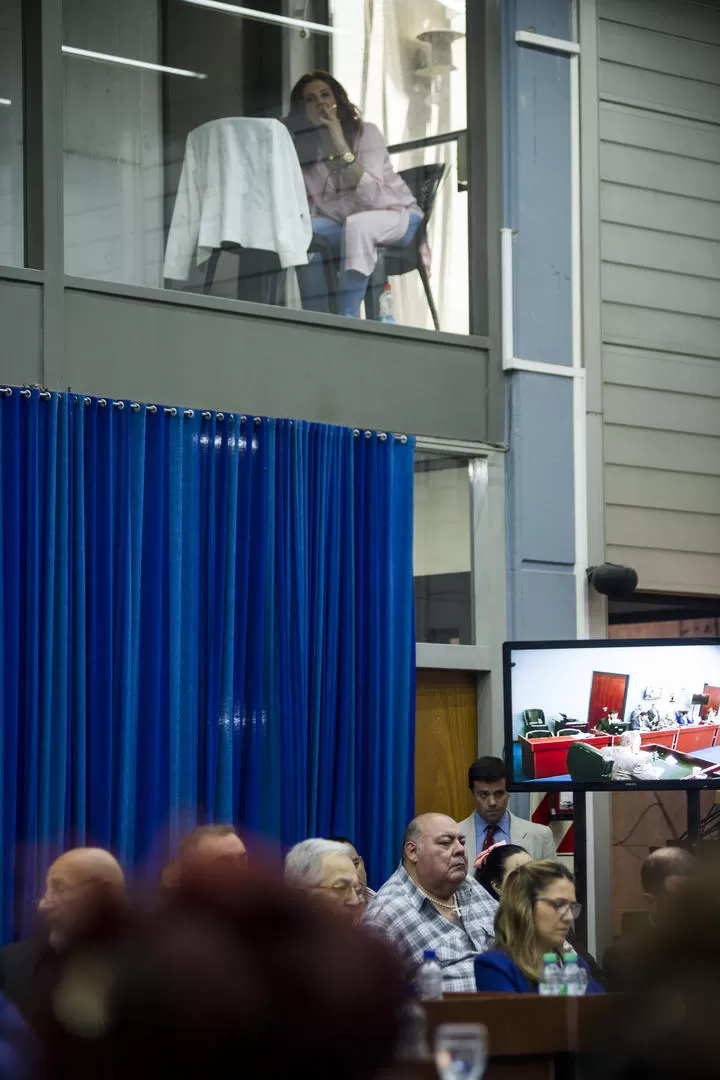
left=164, top=117, right=312, bottom=281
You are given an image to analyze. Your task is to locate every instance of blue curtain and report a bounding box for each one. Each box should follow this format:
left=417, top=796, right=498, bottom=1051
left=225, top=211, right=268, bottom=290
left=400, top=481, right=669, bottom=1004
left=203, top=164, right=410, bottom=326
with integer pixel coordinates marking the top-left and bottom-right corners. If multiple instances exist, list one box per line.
left=0, top=389, right=415, bottom=942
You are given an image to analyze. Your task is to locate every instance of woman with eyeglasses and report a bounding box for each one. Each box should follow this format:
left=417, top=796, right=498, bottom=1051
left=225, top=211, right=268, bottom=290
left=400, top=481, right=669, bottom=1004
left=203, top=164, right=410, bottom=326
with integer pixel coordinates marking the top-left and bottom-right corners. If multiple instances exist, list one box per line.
left=474, top=861, right=604, bottom=993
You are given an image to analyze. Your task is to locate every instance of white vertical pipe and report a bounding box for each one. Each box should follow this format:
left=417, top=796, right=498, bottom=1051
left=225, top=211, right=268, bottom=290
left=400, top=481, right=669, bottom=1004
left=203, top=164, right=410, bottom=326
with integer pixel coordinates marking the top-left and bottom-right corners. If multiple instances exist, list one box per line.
left=570, top=50, right=588, bottom=641
left=500, top=227, right=514, bottom=369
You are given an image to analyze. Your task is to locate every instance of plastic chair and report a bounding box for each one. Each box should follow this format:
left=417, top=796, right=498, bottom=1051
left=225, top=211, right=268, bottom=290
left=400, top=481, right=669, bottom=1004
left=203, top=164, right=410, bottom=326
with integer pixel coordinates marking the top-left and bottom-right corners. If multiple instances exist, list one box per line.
left=364, top=163, right=446, bottom=329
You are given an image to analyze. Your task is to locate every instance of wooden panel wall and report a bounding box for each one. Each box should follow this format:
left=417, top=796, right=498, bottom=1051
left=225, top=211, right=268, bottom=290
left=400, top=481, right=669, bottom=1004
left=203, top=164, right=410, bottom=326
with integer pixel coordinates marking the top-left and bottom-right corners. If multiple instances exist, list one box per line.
left=415, top=669, right=477, bottom=821
left=597, top=0, right=720, bottom=596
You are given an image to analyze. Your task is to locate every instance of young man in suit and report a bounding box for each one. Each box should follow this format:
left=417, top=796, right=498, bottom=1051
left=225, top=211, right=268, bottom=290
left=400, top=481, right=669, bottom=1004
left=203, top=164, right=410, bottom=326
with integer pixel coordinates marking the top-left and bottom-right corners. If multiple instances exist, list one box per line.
left=458, top=756, right=556, bottom=867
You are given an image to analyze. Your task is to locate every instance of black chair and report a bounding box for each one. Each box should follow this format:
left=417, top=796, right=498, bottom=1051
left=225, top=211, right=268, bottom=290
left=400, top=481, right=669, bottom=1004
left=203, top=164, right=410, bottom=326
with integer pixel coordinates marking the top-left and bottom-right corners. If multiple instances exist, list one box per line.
left=307, top=163, right=446, bottom=327
left=525, top=730, right=553, bottom=740
left=364, top=163, right=446, bottom=329
left=203, top=244, right=284, bottom=305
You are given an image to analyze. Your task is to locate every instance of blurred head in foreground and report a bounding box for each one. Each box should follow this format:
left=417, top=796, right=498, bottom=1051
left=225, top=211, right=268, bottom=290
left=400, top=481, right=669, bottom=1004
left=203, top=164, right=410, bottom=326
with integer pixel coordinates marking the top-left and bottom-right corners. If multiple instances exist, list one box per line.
left=641, top=845, right=695, bottom=925
left=285, top=839, right=364, bottom=920
left=597, top=858, right=720, bottom=1080
left=162, top=825, right=247, bottom=889
left=35, top=865, right=404, bottom=1080
left=494, top=861, right=577, bottom=981
left=38, top=849, right=125, bottom=948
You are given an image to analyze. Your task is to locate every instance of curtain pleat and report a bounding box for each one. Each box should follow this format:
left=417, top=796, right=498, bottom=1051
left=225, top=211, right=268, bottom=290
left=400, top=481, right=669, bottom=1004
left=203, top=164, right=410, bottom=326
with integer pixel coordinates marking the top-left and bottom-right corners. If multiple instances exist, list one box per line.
left=0, top=391, right=415, bottom=940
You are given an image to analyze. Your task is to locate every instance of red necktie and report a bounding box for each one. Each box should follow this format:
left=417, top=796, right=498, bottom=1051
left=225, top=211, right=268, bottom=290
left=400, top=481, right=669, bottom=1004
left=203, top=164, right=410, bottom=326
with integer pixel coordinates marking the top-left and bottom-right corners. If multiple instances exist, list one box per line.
left=482, top=826, right=497, bottom=853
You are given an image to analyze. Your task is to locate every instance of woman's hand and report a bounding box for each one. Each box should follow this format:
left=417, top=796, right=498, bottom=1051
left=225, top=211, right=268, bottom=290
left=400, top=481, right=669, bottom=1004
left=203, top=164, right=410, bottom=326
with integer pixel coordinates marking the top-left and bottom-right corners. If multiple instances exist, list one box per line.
left=316, top=103, right=348, bottom=153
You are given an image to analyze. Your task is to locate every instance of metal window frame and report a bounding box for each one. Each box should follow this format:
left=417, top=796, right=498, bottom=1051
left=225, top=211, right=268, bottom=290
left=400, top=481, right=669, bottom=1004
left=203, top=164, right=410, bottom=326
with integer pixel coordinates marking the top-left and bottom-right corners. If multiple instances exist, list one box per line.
left=414, top=435, right=507, bottom=758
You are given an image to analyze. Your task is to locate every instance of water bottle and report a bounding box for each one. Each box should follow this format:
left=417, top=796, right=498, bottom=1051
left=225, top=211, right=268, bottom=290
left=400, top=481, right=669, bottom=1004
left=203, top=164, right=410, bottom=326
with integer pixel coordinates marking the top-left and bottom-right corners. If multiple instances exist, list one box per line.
left=378, top=283, right=397, bottom=324
left=396, top=1000, right=430, bottom=1061
left=538, top=953, right=564, bottom=996
left=562, top=952, right=588, bottom=996
left=417, top=949, right=443, bottom=1001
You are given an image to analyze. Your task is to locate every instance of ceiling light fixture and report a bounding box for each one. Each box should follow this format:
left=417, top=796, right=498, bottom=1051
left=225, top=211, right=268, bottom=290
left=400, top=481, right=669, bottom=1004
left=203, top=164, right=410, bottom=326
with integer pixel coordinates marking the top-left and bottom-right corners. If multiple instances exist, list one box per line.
left=182, top=0, right=339, bottom=35
left=0, top=98, right=11, bottom=106
left=62, top=46, right=207, bottom=79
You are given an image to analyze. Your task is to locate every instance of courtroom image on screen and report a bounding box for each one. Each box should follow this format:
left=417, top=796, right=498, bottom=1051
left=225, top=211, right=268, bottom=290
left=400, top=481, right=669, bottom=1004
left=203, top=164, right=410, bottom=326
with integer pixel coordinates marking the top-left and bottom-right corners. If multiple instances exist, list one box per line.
left=505, top=640, right=720, bottom=789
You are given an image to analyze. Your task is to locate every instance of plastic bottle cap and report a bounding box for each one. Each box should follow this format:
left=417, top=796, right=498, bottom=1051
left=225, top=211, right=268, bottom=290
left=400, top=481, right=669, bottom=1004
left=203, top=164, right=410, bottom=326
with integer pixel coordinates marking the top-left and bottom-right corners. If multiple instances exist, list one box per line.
left=423, top=950, right=437, bottom=961
left=564, top=953, right=578, bottom=962
left=542, top=953, right=558, bottom=962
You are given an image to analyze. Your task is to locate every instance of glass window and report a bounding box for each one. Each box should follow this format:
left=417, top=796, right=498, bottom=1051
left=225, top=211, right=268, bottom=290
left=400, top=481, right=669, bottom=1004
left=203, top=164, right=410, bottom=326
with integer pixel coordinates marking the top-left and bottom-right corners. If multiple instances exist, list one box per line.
left=62, top=0, right=469, bottom=334
left=0, top=0, right=24, bottom=268
left=414, top=452, right=473, bottom=644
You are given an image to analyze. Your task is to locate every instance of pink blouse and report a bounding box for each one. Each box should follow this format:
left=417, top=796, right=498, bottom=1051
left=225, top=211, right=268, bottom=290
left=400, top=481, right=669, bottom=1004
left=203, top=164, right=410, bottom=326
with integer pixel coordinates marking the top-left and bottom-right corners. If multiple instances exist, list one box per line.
left=301, top=122, right=422, bottom=224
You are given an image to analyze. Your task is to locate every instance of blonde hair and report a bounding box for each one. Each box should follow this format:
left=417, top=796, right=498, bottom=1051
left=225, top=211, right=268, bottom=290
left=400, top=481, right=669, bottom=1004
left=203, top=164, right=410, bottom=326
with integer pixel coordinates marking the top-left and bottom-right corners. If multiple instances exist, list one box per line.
left=493, top=860, right=574, bottom=983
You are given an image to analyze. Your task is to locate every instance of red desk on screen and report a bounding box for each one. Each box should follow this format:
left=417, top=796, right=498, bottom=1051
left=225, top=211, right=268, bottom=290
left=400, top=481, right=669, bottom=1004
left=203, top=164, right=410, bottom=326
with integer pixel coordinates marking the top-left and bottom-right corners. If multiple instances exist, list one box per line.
left=519, top=733, right=612, bottom=780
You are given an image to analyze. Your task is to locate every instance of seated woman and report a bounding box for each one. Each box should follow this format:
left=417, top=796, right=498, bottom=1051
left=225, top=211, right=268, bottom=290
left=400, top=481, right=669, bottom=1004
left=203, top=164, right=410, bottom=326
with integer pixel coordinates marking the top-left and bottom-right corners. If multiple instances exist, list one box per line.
left=474, top=842, right=532, bottom=902
left=474, top=861, right=604, bottom=994
left=285, top=71, right=423, bottom=318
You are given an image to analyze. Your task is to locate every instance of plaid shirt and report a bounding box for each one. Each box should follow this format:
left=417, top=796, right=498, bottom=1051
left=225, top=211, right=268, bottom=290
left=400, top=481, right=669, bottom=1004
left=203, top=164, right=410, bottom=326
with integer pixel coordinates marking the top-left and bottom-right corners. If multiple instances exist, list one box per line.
left=364, top=865, right=497, bottom=993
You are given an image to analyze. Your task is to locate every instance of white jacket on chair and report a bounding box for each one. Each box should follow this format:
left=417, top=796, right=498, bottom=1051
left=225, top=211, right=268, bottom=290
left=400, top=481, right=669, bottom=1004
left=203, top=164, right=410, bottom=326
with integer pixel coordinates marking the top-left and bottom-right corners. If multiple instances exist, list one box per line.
left=164, top=117, right=312, bottom=281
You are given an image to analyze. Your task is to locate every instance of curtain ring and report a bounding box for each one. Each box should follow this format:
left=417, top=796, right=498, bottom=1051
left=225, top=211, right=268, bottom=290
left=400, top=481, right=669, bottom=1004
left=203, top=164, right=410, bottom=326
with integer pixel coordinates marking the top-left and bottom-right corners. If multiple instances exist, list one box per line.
left=20, top=389, right=31, bottom=399
left=399, top=434, right=408, bottom=443
left=164, top=407, right=177, bottom=417
left=98, top=398, right=107, bottom=407
left=147, top=404, right=157, bottom=414
left=240, top=415, right=247, bottom=424
left=1, top=387, right=12, bottom=397
left=202, top=411, right=211, bottom=420
left=217, top=413, right=224, bottom=421
left=184, top=409, right=194, bottom=418
left=353, top=429, right=360, bottom=437
left=40, top=391, right=52, bottom=401
left=130, top=402, right=140, bottom=411
left=378, top=432, right=387, bottom=441
left=84, top=397, right=91, bottom=406
left=113, top=400, right=124, bottom=409
left=253, top=417, right=261, bottom=425
left=364, top=430, right=372, bottom=439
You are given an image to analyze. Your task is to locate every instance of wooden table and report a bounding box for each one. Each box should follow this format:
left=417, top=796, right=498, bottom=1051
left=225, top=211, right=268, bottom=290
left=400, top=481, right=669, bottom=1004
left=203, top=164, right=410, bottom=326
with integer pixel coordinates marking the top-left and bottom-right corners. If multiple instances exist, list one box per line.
left=387, top=994, right=615, bottom=1080
left=519, top=733, right=612, bottom=780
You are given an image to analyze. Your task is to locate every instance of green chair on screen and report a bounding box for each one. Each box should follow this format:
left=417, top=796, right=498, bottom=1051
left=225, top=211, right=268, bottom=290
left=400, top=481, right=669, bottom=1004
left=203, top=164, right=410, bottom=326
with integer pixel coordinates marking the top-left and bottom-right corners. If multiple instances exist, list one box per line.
left=567, top=741, right=613, bottom=783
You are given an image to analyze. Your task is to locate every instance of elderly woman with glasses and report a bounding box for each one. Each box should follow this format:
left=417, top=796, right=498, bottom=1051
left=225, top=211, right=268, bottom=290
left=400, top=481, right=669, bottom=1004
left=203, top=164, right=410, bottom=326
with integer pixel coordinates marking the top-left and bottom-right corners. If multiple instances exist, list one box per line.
left=285, top=839, right=365, bottom=923
left=474, top=860, right=604, bottom=993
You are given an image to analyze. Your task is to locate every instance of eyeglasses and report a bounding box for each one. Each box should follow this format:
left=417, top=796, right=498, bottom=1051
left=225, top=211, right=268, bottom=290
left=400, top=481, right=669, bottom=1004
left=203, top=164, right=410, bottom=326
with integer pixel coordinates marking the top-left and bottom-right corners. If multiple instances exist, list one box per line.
left=314, top=882, right=364, bottom=902
left=535, top=897, right=582, bottom=919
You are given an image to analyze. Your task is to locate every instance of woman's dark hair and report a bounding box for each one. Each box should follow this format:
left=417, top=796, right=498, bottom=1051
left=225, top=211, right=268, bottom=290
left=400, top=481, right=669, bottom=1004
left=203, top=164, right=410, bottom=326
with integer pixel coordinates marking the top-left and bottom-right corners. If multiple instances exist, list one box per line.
left=475, top=844, right=530, bottom=900
left=285, top=71, right=363, bottom=165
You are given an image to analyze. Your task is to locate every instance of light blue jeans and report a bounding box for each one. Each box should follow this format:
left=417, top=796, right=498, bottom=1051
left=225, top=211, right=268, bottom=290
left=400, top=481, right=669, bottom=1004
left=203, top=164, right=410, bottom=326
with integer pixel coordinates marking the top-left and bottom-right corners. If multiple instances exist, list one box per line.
left=297, top=214, right=422, bottom=318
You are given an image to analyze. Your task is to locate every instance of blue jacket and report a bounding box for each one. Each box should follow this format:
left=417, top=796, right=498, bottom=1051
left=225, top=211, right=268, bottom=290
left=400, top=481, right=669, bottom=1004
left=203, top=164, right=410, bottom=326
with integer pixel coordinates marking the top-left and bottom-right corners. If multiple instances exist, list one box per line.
left=474, top=949, right=604, bottom=994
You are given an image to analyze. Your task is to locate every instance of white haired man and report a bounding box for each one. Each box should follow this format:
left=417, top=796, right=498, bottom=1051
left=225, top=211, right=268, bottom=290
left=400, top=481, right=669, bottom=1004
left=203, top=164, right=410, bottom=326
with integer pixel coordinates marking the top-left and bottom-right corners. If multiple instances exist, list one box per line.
left=285, top=839, right=364, bottom=921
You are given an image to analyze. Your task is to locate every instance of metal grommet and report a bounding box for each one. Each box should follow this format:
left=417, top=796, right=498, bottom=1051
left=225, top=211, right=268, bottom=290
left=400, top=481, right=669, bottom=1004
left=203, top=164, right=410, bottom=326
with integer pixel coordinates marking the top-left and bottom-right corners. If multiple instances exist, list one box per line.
left=400, top=434, right=408, bottom=444
left=147, top=405, right=157, bottom=414
left=98, top=398, right=107, bottom=407
left=184, top=409, right=194, bottom=418
left=253, top=417, right=261, bottom=425
left=353, top=429, right=360, bottom=437
left=113, top=400, right=124, bottom=410
left=20, top=389, right=31, bottom=399
left=1, top=387, right=12, bottom=397
left=202, top=411, right=211, bottom=420
left=130, top=402, right=140, bottom=412
left=84, top=397, right=91, bottom=406
left=364, top=430, right=372, bottom=439
left=378, top=432, right=387, bottom=441
left=217, top=413, right=224, bottom=422
left=164, top=407, right=177, bottom=417
left=40, top=391, right=52, bottom=401
left=240, top=415, right=247, bottom=424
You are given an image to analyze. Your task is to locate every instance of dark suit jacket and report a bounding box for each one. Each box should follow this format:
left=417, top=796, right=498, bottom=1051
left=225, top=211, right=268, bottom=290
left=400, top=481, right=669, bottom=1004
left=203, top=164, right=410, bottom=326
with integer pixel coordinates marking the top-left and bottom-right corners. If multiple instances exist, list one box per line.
left=0, top=938, right=51, bottom=1018
left=474, top=948, right=604, bottom=994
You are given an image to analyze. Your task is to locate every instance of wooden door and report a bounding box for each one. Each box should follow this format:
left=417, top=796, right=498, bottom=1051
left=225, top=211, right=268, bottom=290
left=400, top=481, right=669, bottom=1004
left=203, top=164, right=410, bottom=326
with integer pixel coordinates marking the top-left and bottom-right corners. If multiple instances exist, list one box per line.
left=415, top=669, right=477, bottom=821
left=587, top=671, right=629, bottom=728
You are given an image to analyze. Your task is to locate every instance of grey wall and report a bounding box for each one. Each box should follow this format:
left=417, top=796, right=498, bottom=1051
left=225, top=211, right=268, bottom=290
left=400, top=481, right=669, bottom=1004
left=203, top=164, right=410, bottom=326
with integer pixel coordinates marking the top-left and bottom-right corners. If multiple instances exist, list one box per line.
left=63, top=286, right=490, bottom=438
left=0, top=280, right=43, bottom=385
left=597, top=0, right=720, bottom=595
left=503, top=0, right=578, bottom=642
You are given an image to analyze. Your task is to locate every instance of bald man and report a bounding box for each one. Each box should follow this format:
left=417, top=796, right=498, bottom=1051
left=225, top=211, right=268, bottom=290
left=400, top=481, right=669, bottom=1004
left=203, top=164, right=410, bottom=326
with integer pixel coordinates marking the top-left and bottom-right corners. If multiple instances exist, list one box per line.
left=162, top=824, right=248, bottom=889
left=602, top=845, right=695, bottom=992
left=0, top=847, right=124, bottom=1016
left=365, top=813, right=497, bottom=992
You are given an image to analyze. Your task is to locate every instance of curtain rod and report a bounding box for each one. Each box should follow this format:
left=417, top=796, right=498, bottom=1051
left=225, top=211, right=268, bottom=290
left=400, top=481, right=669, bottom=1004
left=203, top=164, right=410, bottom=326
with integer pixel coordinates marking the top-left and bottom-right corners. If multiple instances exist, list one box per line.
left=0, top=388, right=409, bottom=443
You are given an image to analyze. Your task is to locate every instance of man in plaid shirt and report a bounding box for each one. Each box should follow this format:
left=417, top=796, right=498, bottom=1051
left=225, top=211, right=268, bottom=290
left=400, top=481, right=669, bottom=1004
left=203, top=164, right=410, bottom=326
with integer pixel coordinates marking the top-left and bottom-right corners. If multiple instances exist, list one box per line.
left=365, top=813, right=497, bottom=993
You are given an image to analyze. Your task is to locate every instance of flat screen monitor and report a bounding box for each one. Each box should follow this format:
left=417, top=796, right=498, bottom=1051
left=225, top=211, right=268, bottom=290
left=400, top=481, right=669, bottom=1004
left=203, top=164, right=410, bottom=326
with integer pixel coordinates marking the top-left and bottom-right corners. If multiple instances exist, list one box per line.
left=504, top=638, right=720, bottom=792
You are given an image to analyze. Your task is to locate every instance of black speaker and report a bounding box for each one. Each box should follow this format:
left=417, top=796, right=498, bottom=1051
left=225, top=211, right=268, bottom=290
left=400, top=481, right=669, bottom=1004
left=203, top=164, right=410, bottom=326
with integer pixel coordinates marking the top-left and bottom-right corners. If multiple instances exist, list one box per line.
left=586, top=563, right=638, bottom=597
